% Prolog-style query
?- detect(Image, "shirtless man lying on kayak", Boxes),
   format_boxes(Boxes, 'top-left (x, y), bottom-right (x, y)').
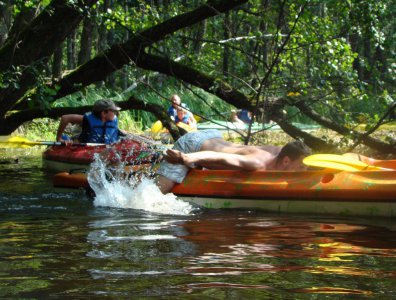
top-left (156, 129), bottom-right (311, 194)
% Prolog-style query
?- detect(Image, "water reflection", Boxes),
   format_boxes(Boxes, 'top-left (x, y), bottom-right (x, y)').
top-left (176, 212), bottom-right (396, 296)
top-left (78, 209), bottom-right (396, 298)
top-left (2, 206), bottom-right (396, 298)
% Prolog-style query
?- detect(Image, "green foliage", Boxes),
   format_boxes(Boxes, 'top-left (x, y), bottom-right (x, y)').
top-left (11, 0), bottom-right (51, 13)
top-left (19, 118), bottom-right (59, 141)
top-left (0, 65), bottom-right (24, 89)
top-left (64, 0), bottom-right (396, 130)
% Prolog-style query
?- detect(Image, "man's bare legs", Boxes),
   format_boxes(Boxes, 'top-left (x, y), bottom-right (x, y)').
top-left (163, 148), bottom-right (185, 164)
top-left (156, 174), bottom-right (177, 194)
top-left (163, 138), bottom-right (234, 165)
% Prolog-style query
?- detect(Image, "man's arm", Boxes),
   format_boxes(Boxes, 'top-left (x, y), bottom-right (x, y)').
top-left (56, 114), bottom-right (84, 142)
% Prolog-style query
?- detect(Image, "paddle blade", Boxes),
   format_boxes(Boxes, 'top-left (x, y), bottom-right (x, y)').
top-left (303, 159), bottom-right (366, 171)
top-left (151, 120), bottom-right (163, 135)
top-left (176, 122), bottom-right (196, 132)
top-left (194, 115), bottom-right (201, 122)
top-left (303, 154), bottom-right (383, 171)
top-left (0, 136), bottom-right (36, 148)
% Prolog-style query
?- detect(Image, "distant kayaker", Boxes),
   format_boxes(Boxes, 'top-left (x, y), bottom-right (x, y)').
top-left (156, 129), bottom-right (311, 194)
top-left (230, 109), bottom-right (252, 124)
top-left (175, 107), bottom-right (191, 126)
top-left (56, 99), bottom-right (126, 144)
top-left (167, 94), bottom-right (197, 128)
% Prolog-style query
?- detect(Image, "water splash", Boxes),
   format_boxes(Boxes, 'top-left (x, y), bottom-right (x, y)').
top-left (87, 153), bottom-right (194, 216)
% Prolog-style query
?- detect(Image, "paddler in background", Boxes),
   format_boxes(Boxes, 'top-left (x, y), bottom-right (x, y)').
top-left (175, 107), bottom-right (194, 128)
top-left (167, 94), bottom-right (197, 129)
top-left (56, 99), bottom-right (126, 144)
top-left (230, 109), bottom-right (252, 125)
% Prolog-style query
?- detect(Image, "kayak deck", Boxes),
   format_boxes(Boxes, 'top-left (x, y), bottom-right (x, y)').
top-left (172, 169), bottom-right (396, 200)
top-left (43, 139), bottom-right (161, 171)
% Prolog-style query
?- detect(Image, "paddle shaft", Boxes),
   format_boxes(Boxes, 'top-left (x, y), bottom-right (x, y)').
top-left (0, 140), bottom-right (104, 147)
top-left (33, 141), bottom-right (105, 147)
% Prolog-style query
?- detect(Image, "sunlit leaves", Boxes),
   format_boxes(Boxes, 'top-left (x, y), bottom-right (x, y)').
top-left (0, 66), bottom-right (22, 89)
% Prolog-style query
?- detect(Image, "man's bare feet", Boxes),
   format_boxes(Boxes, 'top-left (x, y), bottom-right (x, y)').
top-left (164, 149), bottom-right (186, 164)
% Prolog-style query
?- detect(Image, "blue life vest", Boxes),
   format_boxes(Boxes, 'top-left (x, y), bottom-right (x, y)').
top-left (167, 106), bottom-right (177, 119)
top-left (81, 112), bottom-right (119, 144)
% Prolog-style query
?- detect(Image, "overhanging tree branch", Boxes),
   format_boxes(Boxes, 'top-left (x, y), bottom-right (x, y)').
top-left (294, 98), bottom-right (396, 153)
top-left (0, 0), bottom-right (99, 116)
top-left (11, 0), bottom-right (248, 108)
top-left (0, 0), bottom-right (248, 135)
top-left (135, 52), bottom-right (253, 109)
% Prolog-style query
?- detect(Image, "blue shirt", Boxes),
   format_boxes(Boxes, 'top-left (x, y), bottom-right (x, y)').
top-left (238, 110), bottom-right (252, 123)
top-left (168, 103), bottom-right (190, 119)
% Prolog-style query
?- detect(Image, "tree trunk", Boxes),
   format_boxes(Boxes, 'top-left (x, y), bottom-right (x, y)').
top-left (0, 0), bottom-right (12, 47)
top-left (121, 25), bottom-right (130, 90)
top-left (5, 5), bottom-right (40, 44)
top-left (78, 17), bottom-right (94, 65)
top-left (106, 20), bottom-right (116, 88)
top-left (0, 0), bottom-right (249, 135)
top-left (67, 29), bottom-right (77, 70)
top-left (192, 20), bottom-right (206, 55)
top-left (222, 12), bottom-right (230, 77)
top-left (52, 42), bottom-right (63, 81)
top-left (0, 0), bottom-right (99, 118)
top-left (97, 0), bottom-right (111, 53)
top-left (362, 30), bottom-right (372, 83)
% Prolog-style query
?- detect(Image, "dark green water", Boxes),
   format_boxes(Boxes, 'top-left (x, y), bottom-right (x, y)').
top-left (1, 150), bottom-right (396, 299)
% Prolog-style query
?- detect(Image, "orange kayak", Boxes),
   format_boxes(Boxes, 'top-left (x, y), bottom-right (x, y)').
top-left (53, 168), bottom-right (396, 217)
top-left (172, 169), bottom-right (396, 200)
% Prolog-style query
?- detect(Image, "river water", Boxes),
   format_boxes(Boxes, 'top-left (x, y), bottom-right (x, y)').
top-left (1, 149), bottom-right (396, 299)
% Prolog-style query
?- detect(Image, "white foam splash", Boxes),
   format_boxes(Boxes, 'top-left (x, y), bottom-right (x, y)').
top-left (87, 154), bottom-right (194, 216)
top-left (93, 177), bottom-right (193, 215)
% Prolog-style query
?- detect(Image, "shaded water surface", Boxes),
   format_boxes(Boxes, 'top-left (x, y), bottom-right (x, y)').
top-left (1, 150), bottom-right (396, 299)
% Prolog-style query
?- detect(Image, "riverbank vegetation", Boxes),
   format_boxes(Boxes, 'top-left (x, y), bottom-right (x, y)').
top-left (0, 0), bottom-right (394, 154)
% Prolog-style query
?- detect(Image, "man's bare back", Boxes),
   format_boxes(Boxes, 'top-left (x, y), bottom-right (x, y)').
top-left (201, 138), bottom-right (281, 155)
